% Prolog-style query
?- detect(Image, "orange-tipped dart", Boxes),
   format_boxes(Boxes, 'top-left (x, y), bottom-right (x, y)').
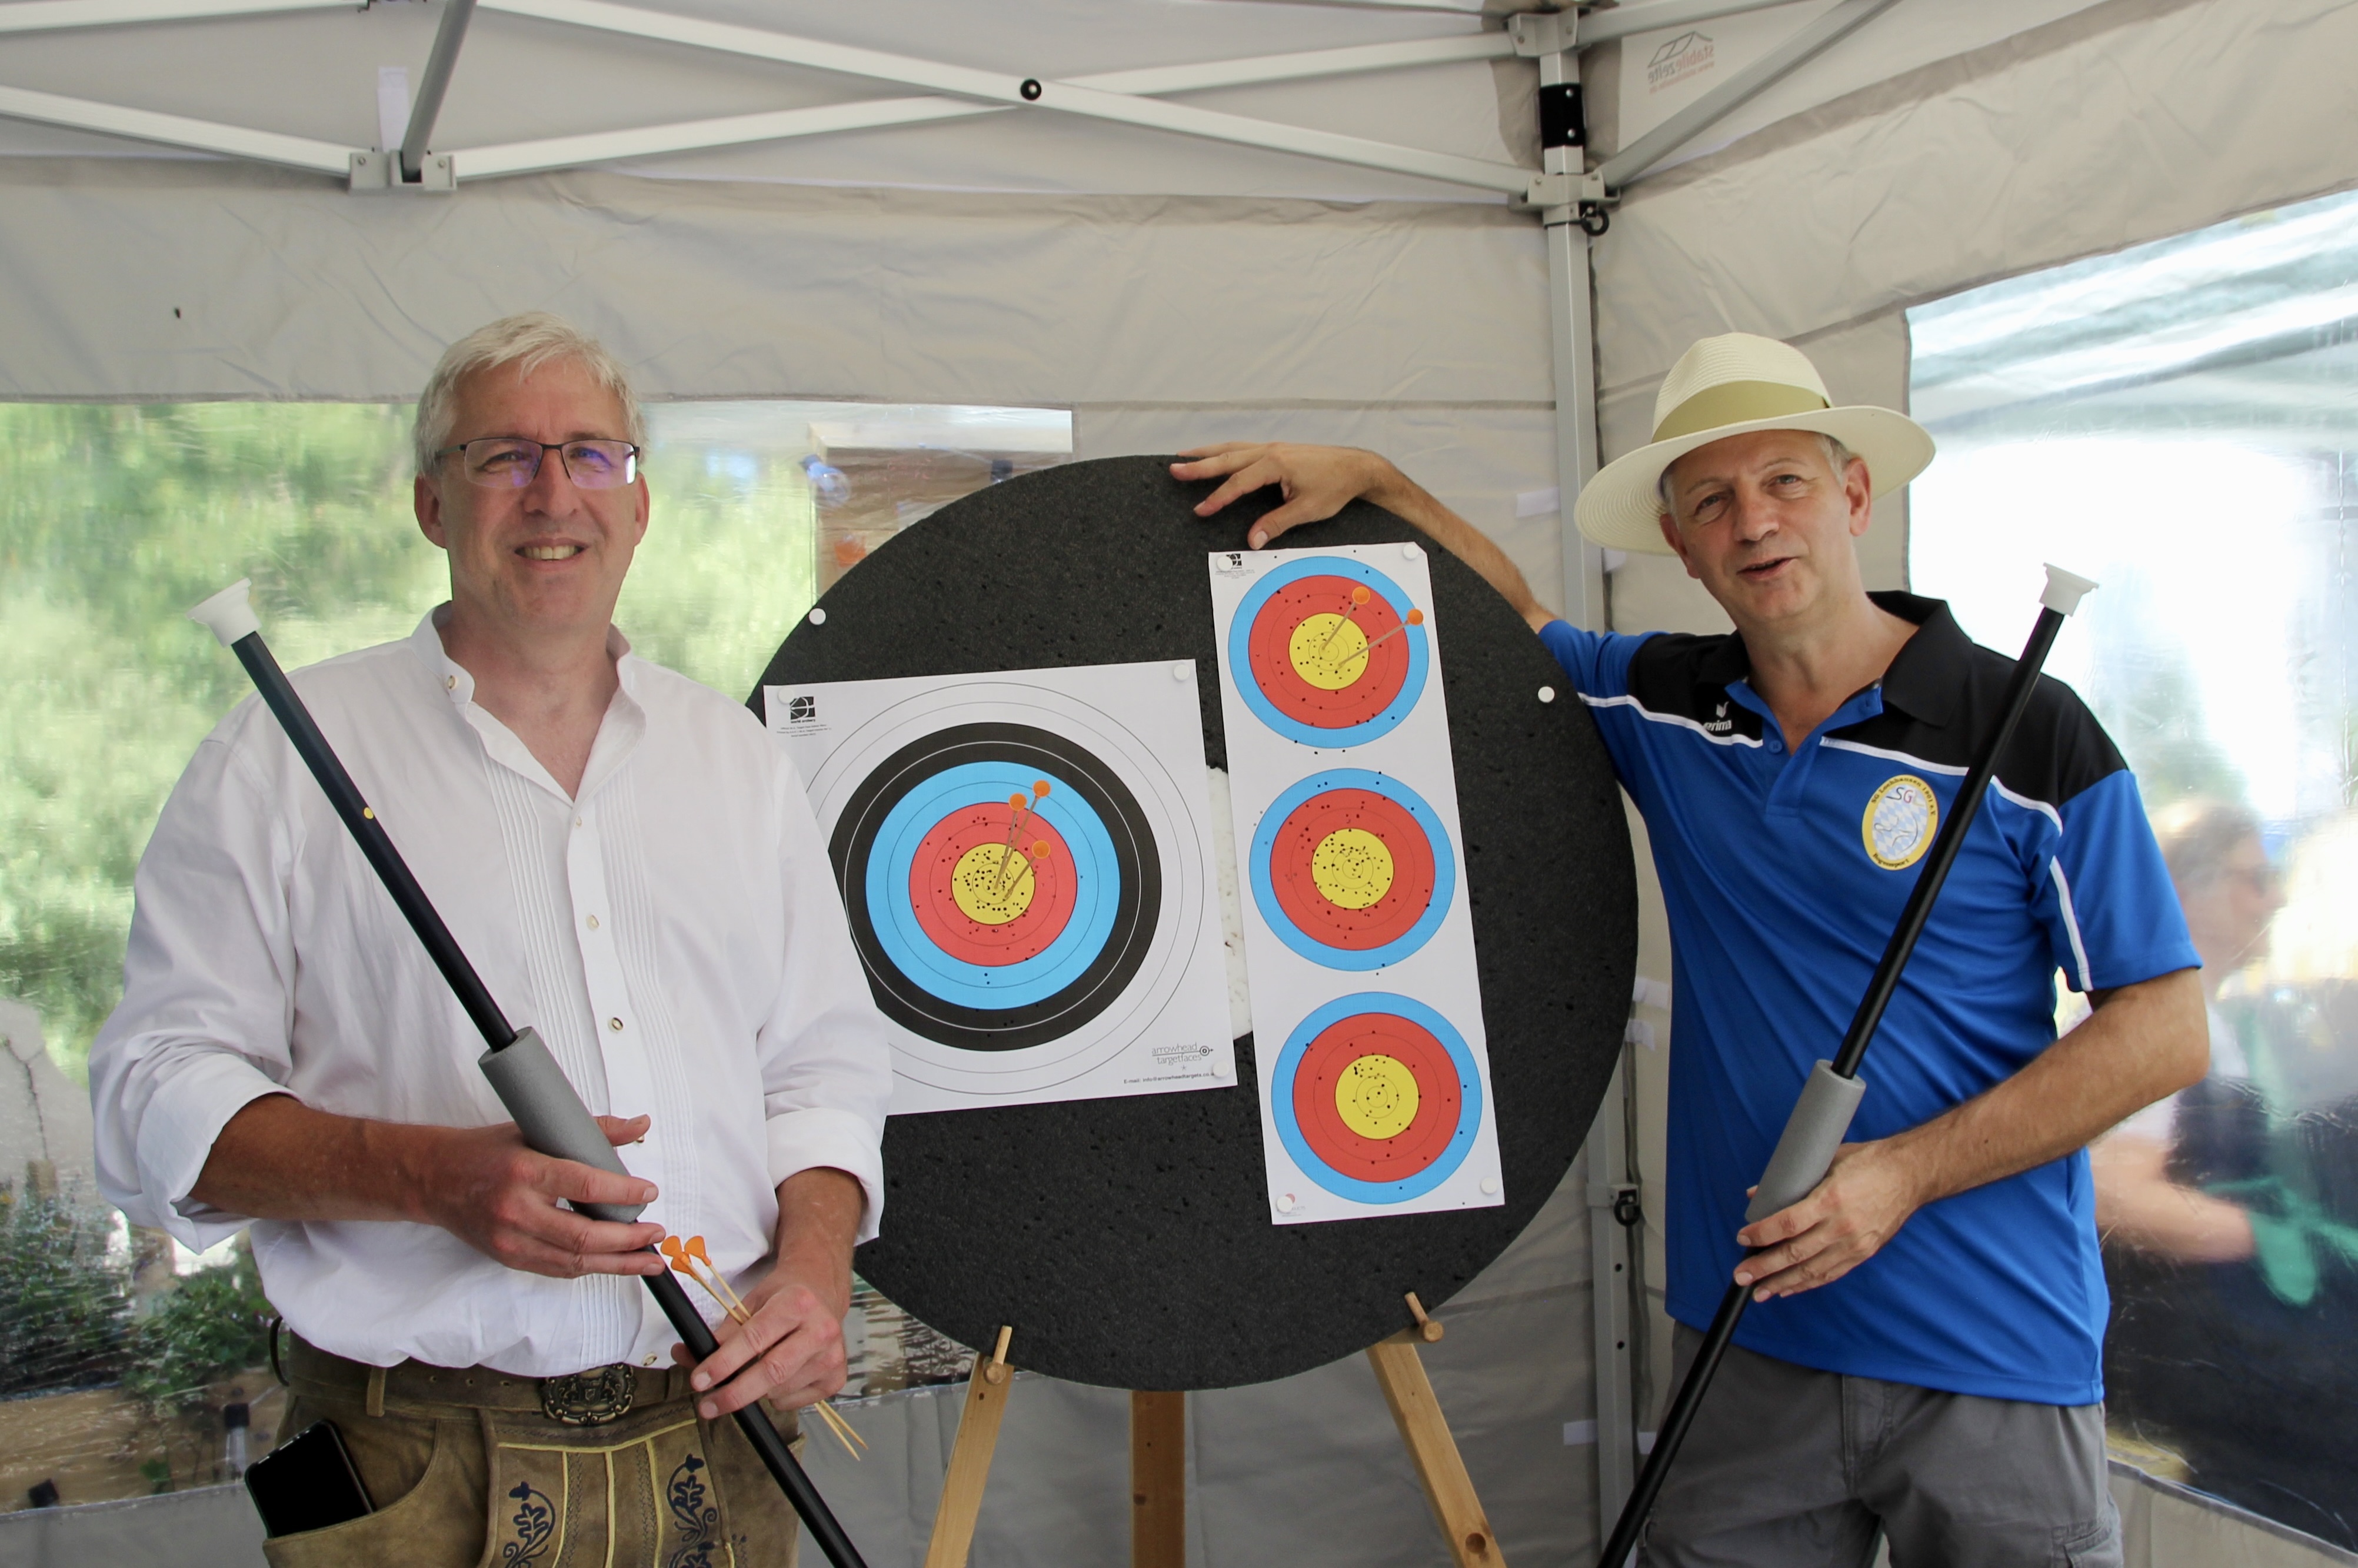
top-left (1320, 585), bottom-right (1377, 651)
top-left (686, 1236), bottom-right (712, 1264)
top-left (1337, 607), bottom-right (1425, 668)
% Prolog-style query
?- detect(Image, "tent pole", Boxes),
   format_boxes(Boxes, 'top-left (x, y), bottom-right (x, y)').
top-left (1597, 0), bottom-right (1901, 192)
top-left (401, 0), bottom-right (478, 182)
top-left (1534, 34), bottom-right (1629, 1550)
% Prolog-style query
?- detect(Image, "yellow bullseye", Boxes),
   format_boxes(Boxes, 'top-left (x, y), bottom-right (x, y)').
top-left (1310, 828), bottom-right (1394, 910)
top-left (951, 843), bottom-right (1036, 924)
top-left (1335, 1053), bottom-right (1420, 1140)
top-left (1289, 614), bottom-right (1370, 690)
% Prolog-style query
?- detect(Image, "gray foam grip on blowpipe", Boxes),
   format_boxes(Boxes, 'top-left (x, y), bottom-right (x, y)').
top-left (1743, 1062), bottom-right (1867, 1224)
top-left (478, 1028), bottom-right (647, 1226)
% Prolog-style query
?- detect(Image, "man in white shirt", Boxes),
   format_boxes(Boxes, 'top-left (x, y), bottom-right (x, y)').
top-left (90, 313), bottom-right (891, 1566)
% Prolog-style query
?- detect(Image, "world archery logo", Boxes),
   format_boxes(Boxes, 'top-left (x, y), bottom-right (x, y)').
top-left (787, 694), bottom-right (817, 723)
top-left (1863, 775), bottom-right (1937, 871)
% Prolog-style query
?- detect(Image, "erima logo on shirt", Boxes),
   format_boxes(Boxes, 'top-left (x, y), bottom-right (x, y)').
top-left (1704, 702), bottom-right (1733, 734)
top-left (1864, 775), bottom-right (1938, 870)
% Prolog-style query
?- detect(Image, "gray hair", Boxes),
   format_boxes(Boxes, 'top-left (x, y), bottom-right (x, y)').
top-left (2151, 797), bottom-right (2263, 892)
top-left (411, 312), bottom-right (646, 477)
top-left (1657, 431), bottom-right (1858, 515)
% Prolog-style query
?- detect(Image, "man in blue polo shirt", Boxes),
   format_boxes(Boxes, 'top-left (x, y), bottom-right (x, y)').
top-left (1176, 332), bottom-right (2207, 1566)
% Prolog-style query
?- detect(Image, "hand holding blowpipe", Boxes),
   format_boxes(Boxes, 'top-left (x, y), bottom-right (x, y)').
top-left (1594, 565), bottom-right (2099, 1568)
top-left (188, 580), bottom-right (872, 1568)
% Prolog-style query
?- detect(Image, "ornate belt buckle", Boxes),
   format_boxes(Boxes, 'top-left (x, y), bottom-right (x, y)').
top-left (539, 1364), bottom-right (635, 1426)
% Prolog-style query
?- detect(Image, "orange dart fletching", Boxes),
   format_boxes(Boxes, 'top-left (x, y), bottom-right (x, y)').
top-left (659, 1236), bottom-right (683, 1259)
top-left (686, 1236), bottom-right (711, 1263)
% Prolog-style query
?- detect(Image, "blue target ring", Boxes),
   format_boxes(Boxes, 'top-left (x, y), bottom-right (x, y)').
top-left (1272, 993), bottom-right (1482, 1204)
top-left (866, 761), bottom-right (1121, 1011)
top-left (1229, 555), bottom-right (1430, 747)
top-left (1250, 768), bottom-right (1455, 971)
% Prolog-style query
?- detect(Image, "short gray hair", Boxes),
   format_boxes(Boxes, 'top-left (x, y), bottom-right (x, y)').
top-left (1657, 431), bottom-right (1858, 515)
top-left (412, 312), bottom-right (646, 477)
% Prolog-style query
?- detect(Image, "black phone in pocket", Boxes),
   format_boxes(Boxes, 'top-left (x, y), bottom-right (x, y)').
top-left (244, 1419), bottom-right (374, 1537)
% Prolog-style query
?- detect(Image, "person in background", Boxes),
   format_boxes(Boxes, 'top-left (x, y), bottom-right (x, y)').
top-left (2091, 798), bottom-right (2279, 1260)
top-left (2097, 800), bottom-right (2358, 1547)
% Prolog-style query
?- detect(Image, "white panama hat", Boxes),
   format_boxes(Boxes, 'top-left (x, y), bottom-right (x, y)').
top-left (1573, 332), bottom-right (1936, 554)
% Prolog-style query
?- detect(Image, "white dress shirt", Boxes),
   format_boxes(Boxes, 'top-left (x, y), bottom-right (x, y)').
top-left (91, 609), bottom-right (892, 1376)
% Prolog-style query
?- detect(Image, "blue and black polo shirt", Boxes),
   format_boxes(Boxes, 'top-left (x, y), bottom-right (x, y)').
top-left (1541, 591), bottom-right (2197, 1404)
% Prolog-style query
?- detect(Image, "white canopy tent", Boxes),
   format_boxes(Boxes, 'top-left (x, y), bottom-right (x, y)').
top-left (3, 0), bottom-right (2355, 1562)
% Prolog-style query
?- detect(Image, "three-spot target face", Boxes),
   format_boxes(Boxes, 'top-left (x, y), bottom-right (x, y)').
top-left (832, 723), bottom-right (1160, 1053)
top-left (1272, 994), bottom-right (1482, 1203)
top-left (1231, 556), bottom-right (1428, 746)
top-left (1250, 768), bottom-right (1454, 971)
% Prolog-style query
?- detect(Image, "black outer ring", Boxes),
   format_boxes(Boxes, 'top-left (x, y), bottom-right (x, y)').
top-left (830, 723), bottom-right (1161, 1053)
top-left (751, 455), bottom-right (1636, 1391)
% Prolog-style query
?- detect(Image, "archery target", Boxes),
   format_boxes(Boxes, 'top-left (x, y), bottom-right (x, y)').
top-left (1271, 994), bottom-right (1481, 1204)
top-left (778, 668), bottom-right (1231, 1110)
top-left (1230, 555), bottom-right (1429, 746)
top-left (849, 731), bottom-right (1147, 1043)
top-left (1250, 768), bottom-right (1454, 971)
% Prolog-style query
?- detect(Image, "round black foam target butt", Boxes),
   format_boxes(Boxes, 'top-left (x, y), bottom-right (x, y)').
top-left (751, 455), bottom-right (1634, 1390)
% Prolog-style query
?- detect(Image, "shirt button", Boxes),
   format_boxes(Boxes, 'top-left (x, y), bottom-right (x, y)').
top-left (587, 915), bottom-right (600, 930)
top-left (575, 816), bottom-right (585, 829)
top-left (608, 1017), bottom-right (624, 1031)
top-left (444, 675), bottom-right (456, 691)
top-left (1767, 738), bottom-right (1783, 753)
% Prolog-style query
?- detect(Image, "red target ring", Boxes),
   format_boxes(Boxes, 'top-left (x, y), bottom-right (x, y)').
top-left (1291, 1012), bottom-right (1463, 1183)
top-left (908, 803), bottom-right (1076, 966)
top-left (1245, 574), bottom-right (1411, 731)
top-left (1267, 788), bottom-right (1436, 952)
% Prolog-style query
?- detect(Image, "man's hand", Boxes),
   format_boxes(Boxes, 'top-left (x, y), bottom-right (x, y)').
top-left (410, 1114), bottom-right (665, 1280)
top-left (1722, 968), bottom-right (2206, 1303)
top-left (191, 1094), bottom-right (665, 1280)
top-left (1172, 443), bottom-right (1392, 548)
top-left (1732, 1140), bottom-right (1923, 1301)
top-left (677, 1168), bottom-right (864, 1422)
top-left (1171, 442), bottom-right (1558, 630)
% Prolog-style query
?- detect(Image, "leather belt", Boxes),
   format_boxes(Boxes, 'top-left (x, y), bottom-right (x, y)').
top-left (284, 1334), bottom-right (692, 1426)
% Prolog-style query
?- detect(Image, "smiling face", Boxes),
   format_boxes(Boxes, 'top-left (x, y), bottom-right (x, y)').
top-left (1655, 428), bottom-right (1874, 637)
top-left (414, 355), bottom-right (650, 651)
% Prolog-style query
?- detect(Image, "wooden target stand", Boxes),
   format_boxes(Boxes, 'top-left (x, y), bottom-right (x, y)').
top-left (920, 1294), bottom-right (1504, 1568)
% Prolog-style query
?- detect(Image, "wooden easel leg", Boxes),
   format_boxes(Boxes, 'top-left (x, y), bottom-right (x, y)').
top-left (1367, 1331), bottom-right (1507, 1568)
top-left (923, 1327), bottom-right (1016, 1568)
top-left (1130, 1390), bottom-right (1187, 1568)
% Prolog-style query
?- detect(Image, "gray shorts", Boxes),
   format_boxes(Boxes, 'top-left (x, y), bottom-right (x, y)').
top-left (1640, 1324), bottom-right (2120, 1568)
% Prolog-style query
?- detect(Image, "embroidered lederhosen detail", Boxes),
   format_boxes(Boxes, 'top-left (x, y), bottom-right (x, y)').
top-left (478, 1410), bottom-right (736, 1568)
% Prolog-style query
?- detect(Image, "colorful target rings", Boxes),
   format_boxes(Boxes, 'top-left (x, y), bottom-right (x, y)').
top-left (1250, 768), bottom-right (1454, 971)
top-left (1230, 555), bottom-right (1429, 746)
top-left (1271, 994), bottom-right (1481, 1203)
top-left (831, 723), bottom-right (1161, 1051)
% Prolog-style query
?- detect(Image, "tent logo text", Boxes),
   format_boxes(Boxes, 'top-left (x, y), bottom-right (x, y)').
top-left (1647, 31), bottom-right (1716, 93)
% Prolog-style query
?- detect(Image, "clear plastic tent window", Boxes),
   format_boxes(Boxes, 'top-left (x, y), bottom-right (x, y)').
top-left (0, 395), bottom-right (1065, 1513)
top-left (1909, 186), bottom-right (2358, 1553)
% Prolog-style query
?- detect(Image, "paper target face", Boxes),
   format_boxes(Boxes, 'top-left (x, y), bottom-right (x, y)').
top-left (1271, 994), bottom-right (1482, 1204)
top-left (777, 668), bottom-right (1233, 1111)
top-left (1250, 768), bottom-right (1454, 971)
top-left (841, 725), bottom-right (1155, 1049)
top-left (1230, 555), bottom-right (1429, 746)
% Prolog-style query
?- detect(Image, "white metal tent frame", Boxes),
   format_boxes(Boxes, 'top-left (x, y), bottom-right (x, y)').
top-left (0, 0), bottom-right (1904, 1540)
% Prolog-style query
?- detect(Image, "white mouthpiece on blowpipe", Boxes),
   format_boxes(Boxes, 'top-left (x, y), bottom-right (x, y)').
top-left (2040, 565), bottom-right (2099, 617)
top-left (188, 578), bottom-right (261, 646)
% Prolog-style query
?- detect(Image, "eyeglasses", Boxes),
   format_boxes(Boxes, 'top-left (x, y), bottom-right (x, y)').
top-left (434, 438), bottom-right (640, 490)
